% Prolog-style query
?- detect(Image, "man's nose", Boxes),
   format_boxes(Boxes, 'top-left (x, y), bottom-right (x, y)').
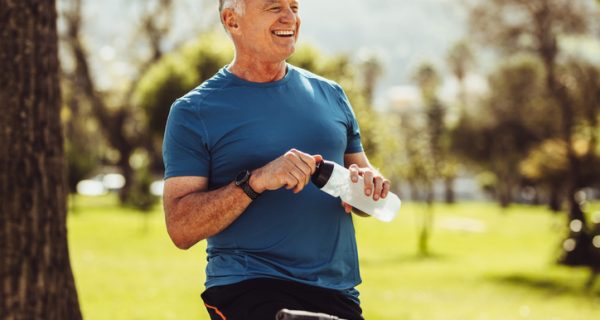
top-left (278, 6), bottom-right (297, 24)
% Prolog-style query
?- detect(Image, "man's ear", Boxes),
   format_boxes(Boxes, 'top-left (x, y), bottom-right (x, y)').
top-left (221, 9), bottom-right (240, 34)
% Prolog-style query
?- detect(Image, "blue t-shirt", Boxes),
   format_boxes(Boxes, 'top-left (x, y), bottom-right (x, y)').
top-left (162, 64), bottom-right (364, 303)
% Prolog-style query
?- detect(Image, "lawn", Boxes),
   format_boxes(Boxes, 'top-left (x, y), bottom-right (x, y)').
top-left (68, 195), bottom-right (600, 319)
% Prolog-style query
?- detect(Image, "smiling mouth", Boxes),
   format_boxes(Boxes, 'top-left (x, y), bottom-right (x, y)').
top-left (272, 30), bottom-right (295, 37)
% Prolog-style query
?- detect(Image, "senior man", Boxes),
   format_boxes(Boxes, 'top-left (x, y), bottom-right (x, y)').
top-left (162, 0), bottom-right (392, 319)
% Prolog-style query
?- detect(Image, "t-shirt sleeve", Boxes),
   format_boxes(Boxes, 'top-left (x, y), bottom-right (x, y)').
top-left (333, 84), bottom-right (364, 154)
top-left (162, 99), bottom-right (211, 179)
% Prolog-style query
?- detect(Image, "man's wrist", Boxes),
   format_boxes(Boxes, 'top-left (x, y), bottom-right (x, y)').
top-left (248, 170), bottom-right (265, 194)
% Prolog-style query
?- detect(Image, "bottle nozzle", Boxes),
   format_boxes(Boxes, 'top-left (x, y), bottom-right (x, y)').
top-left (311, 160), bottom-right (335, 189)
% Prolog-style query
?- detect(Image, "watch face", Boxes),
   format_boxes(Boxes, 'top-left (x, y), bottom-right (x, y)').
top-left (235, 170), bottom-right (249, 186)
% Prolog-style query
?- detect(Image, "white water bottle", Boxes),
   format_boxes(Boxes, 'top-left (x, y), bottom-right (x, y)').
top-left (311, 160), bottom-right (401, 222)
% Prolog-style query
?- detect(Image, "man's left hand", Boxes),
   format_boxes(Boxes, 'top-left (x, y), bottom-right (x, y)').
top-left (341, 164), bottom-right (391, 214)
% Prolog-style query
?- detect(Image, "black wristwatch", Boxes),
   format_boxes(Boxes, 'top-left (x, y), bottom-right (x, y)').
top-left (235, 170), bottom-right (261, 200)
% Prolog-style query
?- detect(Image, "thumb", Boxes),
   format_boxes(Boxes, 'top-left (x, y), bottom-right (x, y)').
top-left (313, 154), bottom-right (323, 163)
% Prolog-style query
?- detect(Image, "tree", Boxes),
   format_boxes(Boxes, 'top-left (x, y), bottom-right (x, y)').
top-left (61, 0), bottom-right (175, 204)
top-left (454, 56), bottom-right (553, 207)
top-left (400, 62), bottom-right (449, 255)
top-left (520, 60), bottom-right (600, 211)
top-left (62, 84), bottom-right (103, 194)
top-left (468, 0), bottom-right (600, 279)
top-left (413, 63), bottom-right (445, 203)
top-left (469, 0), bottom-right (593, 221)
top-left (134, 32), bottom-right (233, 172)
top-left (398, 110), bottom-right (437, 255)
top-left (443, 40), bottom-right (477, 204)
top-left (358, 51), bottom-right (383, 105)
top-left (446, 40), bottom-right (474, 116)
top-left (0, 1), bottom-right (82, 318)
top-left (135, 38), bottom-right (391, 172)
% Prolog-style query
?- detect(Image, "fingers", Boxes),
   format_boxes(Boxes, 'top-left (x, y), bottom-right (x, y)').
top-left (341, 200), bottom-right (352, 214)
top-left (381, 180), bottom-right (390, 198)
top-left (347, 164), bottom-right (392, 201)
top-left (291, 149), bottom-right (318, 175)
top-left (287, 167), bottom-right (301, 185)
top-left (348, 164), bottom-right (360, 183)
top-left (262, 149), bottom-right (396, 197)
top-left (313, 154), bottom-right (323, 164)
top-left (373, 176), bottom-right (383, 201)
top-left (287, 150), bottom-right (314, 192)
top-left (282, 149), bottom-right (325, 193)
top-left (362, 170), bottom-right (374, 197)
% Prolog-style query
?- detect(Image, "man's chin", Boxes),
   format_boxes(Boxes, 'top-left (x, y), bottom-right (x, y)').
top-left (281, 45), bottom-right (296, 58)
top-left (266, 48), bottom-right (295, 63)
top-left (284, 47), bottom-right (296, 60)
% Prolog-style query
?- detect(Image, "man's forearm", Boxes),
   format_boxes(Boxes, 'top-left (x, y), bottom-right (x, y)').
top-left (166, 182), bottom-right (252, 249)
top-left (164, 149), bottom-right (320, 249)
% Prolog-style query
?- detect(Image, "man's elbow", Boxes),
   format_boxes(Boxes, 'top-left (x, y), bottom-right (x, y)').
top-left (165, 214), bottom-right (195, 249)
top-left (166, 219), bottom-right (208, 250)
top-left (165, 204), bottom-right (194, 249)
top-left (175, 241), bottom-right (193, 250)
top-left (168, 229), bottom-right (195, 250)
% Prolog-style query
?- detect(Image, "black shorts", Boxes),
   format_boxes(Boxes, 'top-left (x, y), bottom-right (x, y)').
top-left (201, 278), bottom-right (364, 320)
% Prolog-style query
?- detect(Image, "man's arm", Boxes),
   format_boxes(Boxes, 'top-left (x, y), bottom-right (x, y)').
top-left (342, 152), bottom-right (391, 217)
top-left (163, 149), bottom-right (321, 249)
top-left (163, 177), bottom-right (251, 249)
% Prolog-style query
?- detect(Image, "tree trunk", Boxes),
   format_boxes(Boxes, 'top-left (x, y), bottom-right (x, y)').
top-left (444, 176), bottom-right (455, 204)
top-left (497, 180), bottom-right (512, 209)
top-left (0, 1), bottom-right (83, 319)
top-left (418, 186), bottom-right (435, 256)
top-left (548, 183), bottom-right (562, 212)
top-left (540, 47), bottom-right (586, 222)
top-left (118, 146), bottom-right (133, 203)
top-left (585, 270), bottom-right (598, 291)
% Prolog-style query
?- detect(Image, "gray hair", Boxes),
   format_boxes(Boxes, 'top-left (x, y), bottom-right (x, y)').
top-left (219, 0), bottom-right (245, 15)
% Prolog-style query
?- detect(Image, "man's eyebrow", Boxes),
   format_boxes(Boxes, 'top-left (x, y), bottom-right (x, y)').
top-left (262, 0), bottom-right (299, 9)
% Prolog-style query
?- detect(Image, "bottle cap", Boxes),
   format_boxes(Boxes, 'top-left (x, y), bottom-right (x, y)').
top-left (311, 160), bottom-right (335, 189)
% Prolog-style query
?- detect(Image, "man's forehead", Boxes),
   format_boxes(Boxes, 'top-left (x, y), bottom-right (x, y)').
top-left (250, 0), bottom-right (299, 5)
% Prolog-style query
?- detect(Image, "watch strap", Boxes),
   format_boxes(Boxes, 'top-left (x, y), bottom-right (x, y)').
top-left (240, 181), bottom-right (260, 200)
top-left (236, 170), bottom-right (260, 200)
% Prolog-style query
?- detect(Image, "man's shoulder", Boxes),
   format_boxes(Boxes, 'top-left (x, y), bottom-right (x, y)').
top-left (173, 69), bottom-right (234, 110)
top-left (289, 64), bottom-right (343, 92)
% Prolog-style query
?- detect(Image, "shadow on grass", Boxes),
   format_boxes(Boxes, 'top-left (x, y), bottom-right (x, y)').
top-left (360, 252), bottom-right (450, 267)
top-left (488, 273), bottom-right (600, 298)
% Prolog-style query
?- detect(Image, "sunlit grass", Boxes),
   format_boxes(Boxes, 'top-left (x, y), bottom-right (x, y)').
top-left (68, 196), bottom-right (600, 320)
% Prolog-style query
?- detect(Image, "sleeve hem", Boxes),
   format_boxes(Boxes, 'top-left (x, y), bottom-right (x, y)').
top-left (164, 170), bottom-right (209, 180)
top-left (345, 144), bottom-right (364, 154)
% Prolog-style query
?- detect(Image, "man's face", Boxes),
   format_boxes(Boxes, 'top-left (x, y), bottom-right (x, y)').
top-left (233, 0), bottom-right (301, 63)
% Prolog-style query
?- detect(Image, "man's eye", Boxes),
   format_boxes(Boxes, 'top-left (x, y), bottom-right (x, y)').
top-left (269, 6), bottom-right (281, 12)
top-left (291, 6), bottom-right (299, 12)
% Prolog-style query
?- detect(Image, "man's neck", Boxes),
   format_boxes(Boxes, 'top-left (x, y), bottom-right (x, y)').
top-left (228, 57), bottom-right (287, 83)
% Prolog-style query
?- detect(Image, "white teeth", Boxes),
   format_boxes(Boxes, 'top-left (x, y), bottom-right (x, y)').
top-left (273, 30), bottom-right (294, 36)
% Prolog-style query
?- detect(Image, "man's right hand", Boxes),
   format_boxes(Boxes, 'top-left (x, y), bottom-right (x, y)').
top-left (250, 149), bottom-right (322, 194)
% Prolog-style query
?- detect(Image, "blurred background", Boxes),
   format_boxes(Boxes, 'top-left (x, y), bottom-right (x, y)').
top-left (55, 0), bottom-right (600, 319)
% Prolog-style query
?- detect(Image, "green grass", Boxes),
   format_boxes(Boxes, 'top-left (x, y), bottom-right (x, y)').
top-left (68, 196), bottom-right (600, 319)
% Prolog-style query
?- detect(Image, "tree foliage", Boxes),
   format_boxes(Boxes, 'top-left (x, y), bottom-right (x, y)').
top-left (467, 0), bottom-right (600, 275)
top-left (134, 32), bottom-right (233, 170)
top-left (454, 56), bottom-right (553, 206)
top-left (61, 0), bottom-right (176, 206)
top-left (134, 35), bottom-right (389, 176)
